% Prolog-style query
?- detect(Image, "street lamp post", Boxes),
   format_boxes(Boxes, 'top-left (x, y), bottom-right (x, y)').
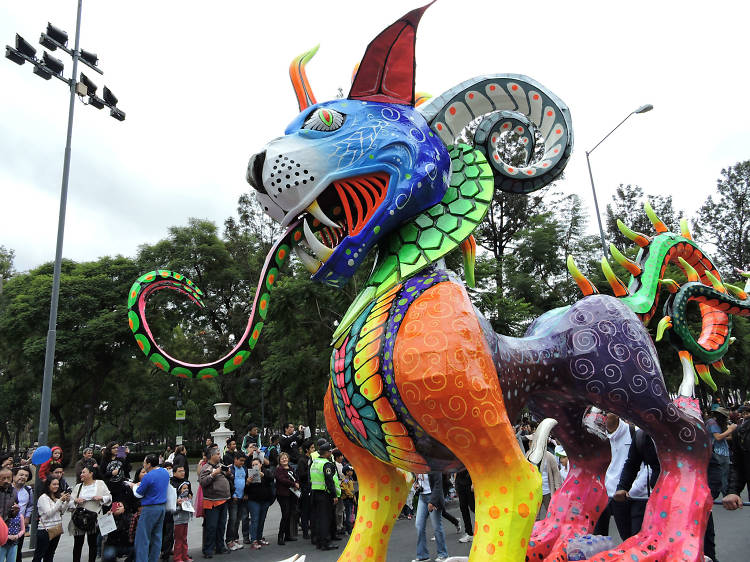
top-left (585, 104), bottom-right (653, 258)
top-left (4, 0), bottom-right (125, 548)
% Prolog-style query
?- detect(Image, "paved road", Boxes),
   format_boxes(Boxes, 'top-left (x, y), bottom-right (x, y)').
top-left (33, 473), bottom-right (749, 561)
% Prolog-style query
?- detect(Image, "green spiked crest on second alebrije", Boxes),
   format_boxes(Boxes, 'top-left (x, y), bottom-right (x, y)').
top-left (566, 200), bottom-right (750, 394)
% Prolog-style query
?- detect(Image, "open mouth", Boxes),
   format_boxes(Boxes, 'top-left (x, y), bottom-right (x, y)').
top-left (294, 172), bottom-right (390, 274)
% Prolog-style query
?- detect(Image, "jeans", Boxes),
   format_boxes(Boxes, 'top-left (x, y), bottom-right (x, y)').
top-left (203, 502), bottom-right (229, 555)
top-left (343, 498), bottom-right (355, 532)
top-left (0, 544), bottom-right (18, 562)
top-left (135, 503), bottom-right (165, 562)
top-left (248, 500), bottom-right (272, 542)
top-left (225, 498), bottom-right (249, 543)
top-left (73, 532), bottom-right (98, 562)
top-left (31, 530), bottom-right (61, 562)
top-left (714, 453), bottom-right (730, 496)
top-left (14, 534), bottom-right (24, 562)
top-left (415, 494), bottom-right (448, 560)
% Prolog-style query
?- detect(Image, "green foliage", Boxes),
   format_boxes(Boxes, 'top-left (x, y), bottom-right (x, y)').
top-left (5, 160), bottom-right (750, 452)
top-left (694, 160), bottom-right (750, 272)
top-left (605, 184), bottom-right (682, 247)
top-left (0, 246), bottom-right (14, 283)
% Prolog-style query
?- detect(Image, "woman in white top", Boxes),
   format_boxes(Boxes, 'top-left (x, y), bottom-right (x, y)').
top-left (68, 466), bottom-right (112, 562)
top-left (32, 477), bottom-right (71, 562)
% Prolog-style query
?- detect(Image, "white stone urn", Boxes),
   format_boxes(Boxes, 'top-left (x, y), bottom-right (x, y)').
top-left (211, 402), bottom-right (234, 448)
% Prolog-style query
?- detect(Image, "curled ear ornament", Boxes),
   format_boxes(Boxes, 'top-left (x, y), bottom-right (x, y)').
top-left (289, 44), bottom-right (319, 112)
top-left (420, 73), bottom-right (574, 194)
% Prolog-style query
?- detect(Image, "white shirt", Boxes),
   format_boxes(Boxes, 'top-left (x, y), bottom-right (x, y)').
top-left (605, 420), bottom-right (650, 499)
top-left (559, 463), bottom-right (569, 481)
top-left (416, 473), bottom-right (431, 495)
top-left (541, 457), bottom-right (550, 495)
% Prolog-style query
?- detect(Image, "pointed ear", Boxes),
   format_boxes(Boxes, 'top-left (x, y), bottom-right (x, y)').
top-left (348, 1), bottom-right (435, 106)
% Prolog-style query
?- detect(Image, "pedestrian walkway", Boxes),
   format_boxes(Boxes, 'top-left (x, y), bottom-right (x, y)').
top-left (23, 469), bottom-right (750, 561)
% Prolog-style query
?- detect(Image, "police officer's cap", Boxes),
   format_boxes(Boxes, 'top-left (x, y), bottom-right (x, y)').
top-left (318, 441), bottom-right (332, 453)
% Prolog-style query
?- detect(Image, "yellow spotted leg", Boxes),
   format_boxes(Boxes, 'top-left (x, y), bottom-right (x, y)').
top-left (324, 385), bottom-right (411, 562)
top-left (394, 282), bottom-right (541, 560)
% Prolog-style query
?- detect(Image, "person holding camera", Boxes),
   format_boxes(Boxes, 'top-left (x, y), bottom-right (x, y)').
top-left (279, 424), bottom-right (305, 466)
top-left (199, 447), bottom-right (231, 558)
top-left (32, 477), bottom-right (71, 562)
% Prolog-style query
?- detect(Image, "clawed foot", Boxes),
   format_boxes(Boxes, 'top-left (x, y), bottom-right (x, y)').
top-left (526, 470), bottom-right (607, 560)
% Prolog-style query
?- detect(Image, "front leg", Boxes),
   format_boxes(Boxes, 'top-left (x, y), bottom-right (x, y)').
top-left (395, 281), bottom-right (540, 561)
top-left (324, 386), bottom-right (410, 562)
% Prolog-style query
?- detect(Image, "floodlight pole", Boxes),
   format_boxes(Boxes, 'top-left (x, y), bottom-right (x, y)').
top-left (31, 0), bottom-right (83, 548)
top-left (585, 104), bottom-right (654, 259)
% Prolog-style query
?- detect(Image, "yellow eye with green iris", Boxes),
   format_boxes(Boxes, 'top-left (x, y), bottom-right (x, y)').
top-left (303, 107), bottom-right (345, 132)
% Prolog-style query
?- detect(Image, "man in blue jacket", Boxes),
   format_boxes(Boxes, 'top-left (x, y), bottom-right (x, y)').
top-left (132, 454), bottom-right (170, 562)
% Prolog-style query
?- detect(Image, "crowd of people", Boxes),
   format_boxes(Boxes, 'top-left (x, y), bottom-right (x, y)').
top-left (0, 424), bottom-right (364, 562)
top-left (0, 400), bottom-right (748, 562)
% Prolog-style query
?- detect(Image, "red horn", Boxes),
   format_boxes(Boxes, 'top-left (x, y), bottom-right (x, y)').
top-left (348, 1), bottom-right (435, 106)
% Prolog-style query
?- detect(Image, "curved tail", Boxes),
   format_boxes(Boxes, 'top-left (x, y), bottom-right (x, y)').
top-left (568, 202), bottom-right (750, 391)
top-left (127, 220), bottom-right (303, 378)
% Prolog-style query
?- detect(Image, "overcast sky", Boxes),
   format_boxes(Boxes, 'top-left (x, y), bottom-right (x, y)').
top-left (2, 1), bottom-right (749, 273)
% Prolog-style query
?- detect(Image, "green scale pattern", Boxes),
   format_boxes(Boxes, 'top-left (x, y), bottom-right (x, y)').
top-left (332, 143), bottom-right (494, 343)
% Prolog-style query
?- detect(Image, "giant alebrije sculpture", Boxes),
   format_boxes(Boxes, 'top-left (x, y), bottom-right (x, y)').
top-left (127, 3), bottom-right (750, 561)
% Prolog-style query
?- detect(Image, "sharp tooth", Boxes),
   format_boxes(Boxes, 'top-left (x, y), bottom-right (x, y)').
top-left (306, 200), bottom-right (339, 228)
top-left (294, 247), bottom-right (321, 274)
top-left (304, 219), bottom-right (334, 262)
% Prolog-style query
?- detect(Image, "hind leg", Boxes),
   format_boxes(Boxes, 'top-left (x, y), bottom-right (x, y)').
top-left (324, 385), bottom-right (410, 562)
top-left (395, 282), bottom-right (540, 561)
top-left (524, 398), bottom-right (610, 560)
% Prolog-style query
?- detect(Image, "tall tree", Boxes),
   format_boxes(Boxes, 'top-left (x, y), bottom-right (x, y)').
top-left (0, 246), bottom-right (14, 294)
top-left (605, 184), bottom-right (682, 248)
top-left (693, 161), bottom-right (750, 272)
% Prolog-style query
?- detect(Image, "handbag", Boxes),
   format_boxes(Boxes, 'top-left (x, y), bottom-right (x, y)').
top-left (166, 483), bottom-right (177, 513)
top-left (46, 524), bottom-right (63, 540)
top-left (71, 483), bottom-right (99, 533)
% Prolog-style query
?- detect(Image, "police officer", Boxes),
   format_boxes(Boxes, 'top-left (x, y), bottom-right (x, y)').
top-left (310, 441), bottom-right (340, 550)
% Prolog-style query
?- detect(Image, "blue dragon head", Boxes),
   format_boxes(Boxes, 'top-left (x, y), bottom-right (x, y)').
top-left (246, 3), bottom-right (573, 289)
top-left (247, 5), bottom-right (450, 288)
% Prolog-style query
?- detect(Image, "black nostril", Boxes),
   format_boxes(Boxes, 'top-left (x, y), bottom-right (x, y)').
top-left (246, 150), bottom-right (266, 193)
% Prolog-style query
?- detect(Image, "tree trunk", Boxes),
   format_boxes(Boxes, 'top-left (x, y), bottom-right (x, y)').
top-left (278, 385), bottom-right (287, 429)
top-left (306, 390), bottom-right (316, 435)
